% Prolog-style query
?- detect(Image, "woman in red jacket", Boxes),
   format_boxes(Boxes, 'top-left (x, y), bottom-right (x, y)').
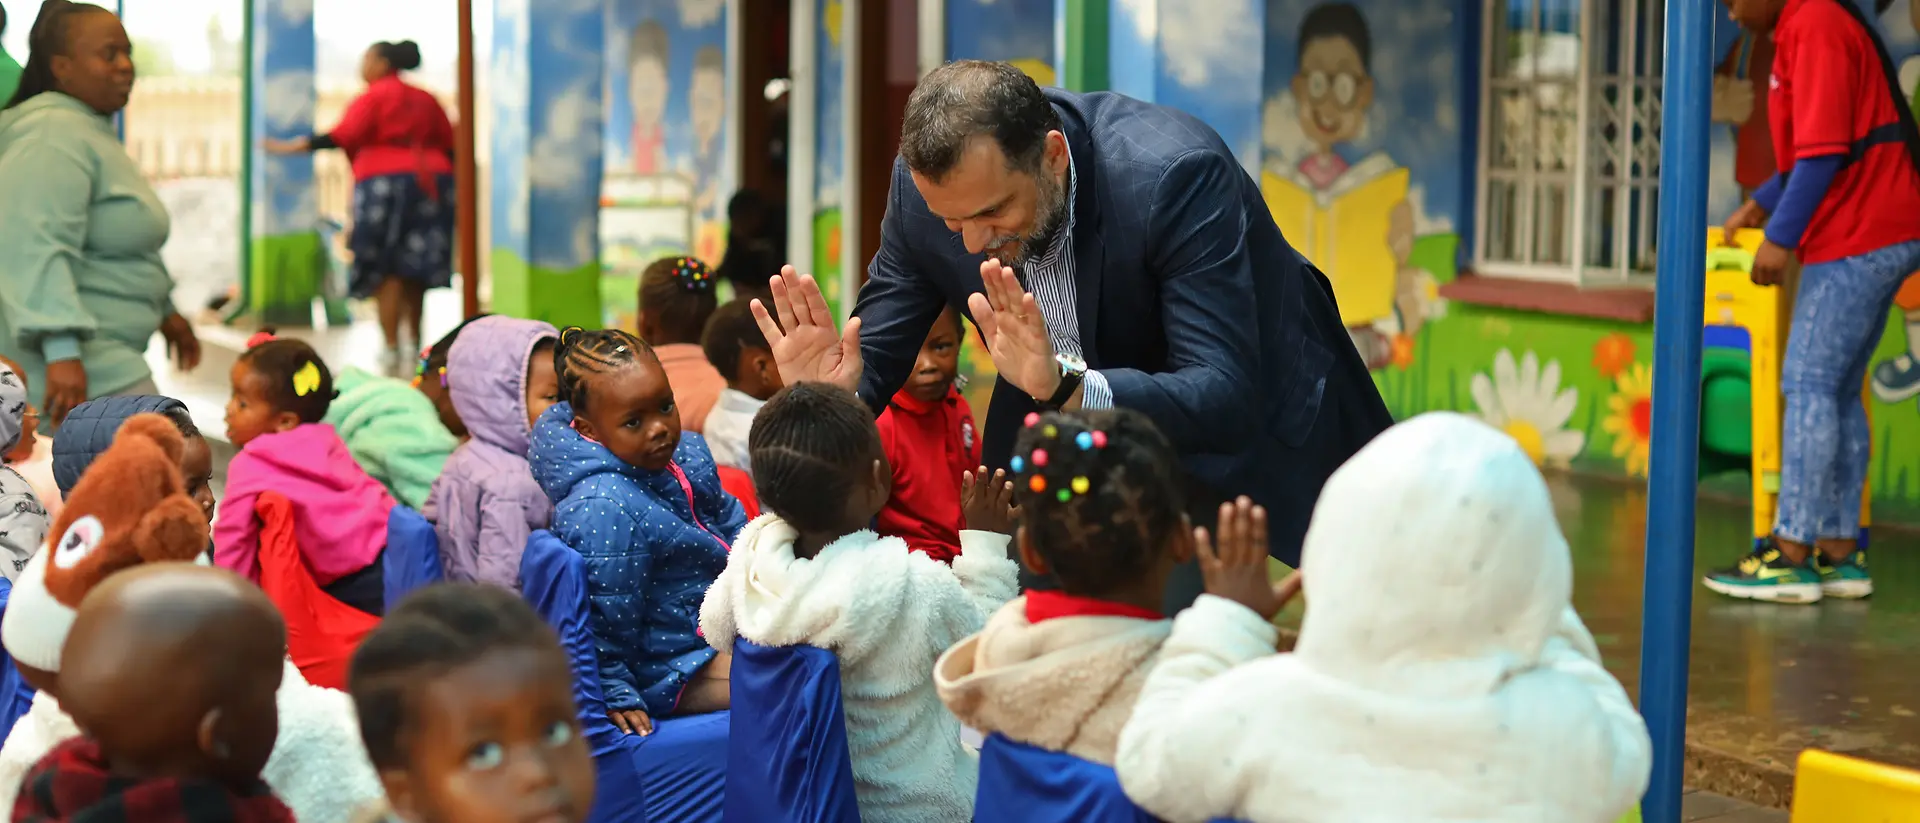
top-left (266, 40), bottom-right (455, 375)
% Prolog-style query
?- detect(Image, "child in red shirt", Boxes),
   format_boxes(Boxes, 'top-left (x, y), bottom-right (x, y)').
top-left (876, 307), bottom-right (981, 563)
top-left (1709, 0), bottom-right (1920, 604)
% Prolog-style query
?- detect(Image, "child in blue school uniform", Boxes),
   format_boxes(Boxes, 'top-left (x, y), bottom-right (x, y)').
top-left (528, 327), bottom-right (747, 736)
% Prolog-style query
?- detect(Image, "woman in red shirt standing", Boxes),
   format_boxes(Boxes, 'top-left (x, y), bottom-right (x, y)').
top-left (1706, 0), bottom-right (1920, 604)
top-left (266, 40), bottom-right (455, 375)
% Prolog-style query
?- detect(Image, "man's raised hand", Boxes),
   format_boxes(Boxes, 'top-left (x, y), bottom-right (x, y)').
top-left (751, 267), bottom-right (864, 392)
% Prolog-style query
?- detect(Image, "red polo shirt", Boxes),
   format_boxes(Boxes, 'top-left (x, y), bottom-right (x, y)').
top-left (1769, 0), bottom-right (1920, 264)
top-left (328, 75), bottom-right (456, 183)
top-left (875, 386), bottom-right (980, 564)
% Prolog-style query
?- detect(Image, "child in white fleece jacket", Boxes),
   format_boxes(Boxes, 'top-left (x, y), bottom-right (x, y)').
top-left (1115, 412), bottom-right (1653, 823)
top-left (700, 383), bottom-right (1020, 823)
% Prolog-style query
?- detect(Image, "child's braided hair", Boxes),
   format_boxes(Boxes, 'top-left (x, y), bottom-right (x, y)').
top-left (238, 334), bottom-right (335, 423)
top-left (639, 256), bottom-right (719, 345)
top-left (348, 583), bottom-right (570, 770)
top-left (748, 382), bottom-right (883, 535)
top-left (553, 326), bottom-right (654, 414)
top-left (1011, 408), bottom-right (1185, 597)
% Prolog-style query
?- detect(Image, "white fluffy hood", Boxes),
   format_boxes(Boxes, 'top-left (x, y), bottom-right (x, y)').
top-left (1118, 413), bottom-right (1651, 823)
top-left (1271, 412), bottom-right (1648, 820)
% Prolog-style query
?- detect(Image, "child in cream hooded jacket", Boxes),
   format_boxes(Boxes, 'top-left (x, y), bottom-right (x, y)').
top-left (698, 383), bottom-right (1020, 823)
top-left (1115, 412), bottom-right (1653, 823)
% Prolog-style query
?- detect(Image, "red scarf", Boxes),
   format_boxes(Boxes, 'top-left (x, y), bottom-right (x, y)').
top-left (1025, 589), bottom-right (1163, 623)
top-left (14, 738), bottom-right (295, 823)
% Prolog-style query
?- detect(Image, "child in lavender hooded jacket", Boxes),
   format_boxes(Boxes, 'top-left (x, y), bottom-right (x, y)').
top-left (425, 316), bottom-right (561, 588)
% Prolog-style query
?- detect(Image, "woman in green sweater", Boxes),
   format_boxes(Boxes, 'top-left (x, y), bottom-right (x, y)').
top-left (0, 1), bottom-right (199, 427)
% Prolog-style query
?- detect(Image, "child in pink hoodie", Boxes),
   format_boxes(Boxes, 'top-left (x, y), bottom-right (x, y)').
top-left (214, 335), bottom-right (396, 616)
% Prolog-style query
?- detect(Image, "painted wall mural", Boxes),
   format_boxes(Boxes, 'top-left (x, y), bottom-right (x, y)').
top-left (601, 0), bottom-right (730, 330)
top-left (947, 0), bottom-right (1056, 85)
top-left (1260, 0), bottom-right (1462, 372)
top-left (488, 0), bottom-right (605, 329)
top-left (249, 0), bottom-right (325, 326)
top-left (813, 0), bottom-right (848, 320)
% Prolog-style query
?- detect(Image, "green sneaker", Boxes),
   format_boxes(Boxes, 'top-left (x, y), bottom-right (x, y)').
top-left (1703, 543), bottom-right (1824, 603)
top-left (1811, 550), bottom-right (1874, 599)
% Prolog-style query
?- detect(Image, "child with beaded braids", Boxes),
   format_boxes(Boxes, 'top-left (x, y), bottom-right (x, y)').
top-left (700, 382), bottom-right (1020, 823)
top-left (214, 335), bottom-right (397, 616)
top-left (528, 326), bottom-right (747, 731)
top-left (638, 256), bottom-right (727, 433)
top-left (935, 408), bottom-right (1191, 768)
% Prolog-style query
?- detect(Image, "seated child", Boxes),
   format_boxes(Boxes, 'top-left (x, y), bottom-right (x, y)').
top-left (0, 355), bottom-right (49, 580)
top-left (49, 396), bottom-right (216, 530)
top-left (326, 332), bottom-right (466, 509)
top-left (699, 299), bottom-right (784, 473)
top-left (413, 315), bottom-right (489, 442)
top-left (19, 564), bottom-right (294, 822)
top-left (936, 409), bottom-right (1185, 766)
top-left (638, 256), bottom-right (726, 433)
top-left (427, 316), bottom-right (560, 588)
top-left (1113, 413), bottom-right (1653, 823)
top-left (214, 336), bottom-right (396, 616)
top-left (876, 307), bottom-right (978, 563)
top-left (528, 327), bottom-right (747, 729)
top-left (347, 583), bottom-right (597, 823)
top-left (700, 382), bottom-right (1020, 823)
top-left (0, 413), bottom-right (385, 821)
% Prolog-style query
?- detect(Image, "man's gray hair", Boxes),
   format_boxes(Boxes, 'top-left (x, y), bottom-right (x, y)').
top-left (900, 60), bottom-right (1061, 182)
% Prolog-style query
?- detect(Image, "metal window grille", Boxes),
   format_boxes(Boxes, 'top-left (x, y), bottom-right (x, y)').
top-left (1476, 0), bottom-right (1665, 284)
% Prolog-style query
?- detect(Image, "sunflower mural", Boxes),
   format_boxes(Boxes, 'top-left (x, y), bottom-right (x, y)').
top-left (1469, 349), bottom-right (1586, 468)
top-left (1603, 361), bottom-right (1655, 477)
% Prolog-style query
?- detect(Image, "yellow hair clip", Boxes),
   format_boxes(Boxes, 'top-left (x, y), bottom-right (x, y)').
top-left (293, 361), bottom-right (322, 397)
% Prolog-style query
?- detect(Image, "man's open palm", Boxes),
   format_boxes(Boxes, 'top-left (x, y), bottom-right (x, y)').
top-left (752, 267), bottom-right (864, 392)
top-left (967, 258), bottom-right (1060, 400)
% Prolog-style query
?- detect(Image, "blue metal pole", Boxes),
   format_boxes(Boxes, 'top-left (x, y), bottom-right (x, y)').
top-left (1639, 0), bottom-right (1714, 820)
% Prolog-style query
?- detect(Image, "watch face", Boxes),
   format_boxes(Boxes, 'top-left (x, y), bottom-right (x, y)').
top-left (1058, 353), bottom-right (1088, 374)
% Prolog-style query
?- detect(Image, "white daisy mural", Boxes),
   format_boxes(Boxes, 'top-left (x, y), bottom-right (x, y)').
top-left (1469, 348), bottom-right (1586, 468)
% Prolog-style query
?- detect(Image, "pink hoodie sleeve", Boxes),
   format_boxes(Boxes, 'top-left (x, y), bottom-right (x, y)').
top-left (213, 452), bottom-right (265, 582)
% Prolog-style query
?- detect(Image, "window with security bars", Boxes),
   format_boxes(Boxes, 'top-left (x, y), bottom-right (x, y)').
top-left (1476, 0), bottom-right (1665, 285)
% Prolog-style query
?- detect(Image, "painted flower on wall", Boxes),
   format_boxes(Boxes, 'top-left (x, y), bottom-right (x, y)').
top-left (1603, 361), bottom-right (1655, 477)
top-left (1469, 349), bottom-right (1586, 467)
top-left (1592, 332), bottom-right (1637, 380)
top-left (1389, 333), bottom-right (1416, 370)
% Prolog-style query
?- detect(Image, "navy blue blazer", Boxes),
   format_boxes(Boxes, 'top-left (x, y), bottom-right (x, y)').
top-left (852, 89), bottom-right (1392, 566)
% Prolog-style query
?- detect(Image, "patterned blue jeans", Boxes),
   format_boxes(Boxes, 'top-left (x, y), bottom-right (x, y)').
top-left (1777, 239), bottom-right (1920, 543)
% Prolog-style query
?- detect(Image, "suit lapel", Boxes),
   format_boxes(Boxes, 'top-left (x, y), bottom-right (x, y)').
top-left (1058, 108), bottom-right (1104, 366)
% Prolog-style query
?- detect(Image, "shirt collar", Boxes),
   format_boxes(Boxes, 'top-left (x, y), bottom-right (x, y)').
top-left (1025, 589), bottom-right (1164, 623)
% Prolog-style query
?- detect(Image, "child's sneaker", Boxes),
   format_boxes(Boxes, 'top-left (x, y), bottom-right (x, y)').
top-left (1703, 542), bottom-right (1823, 604)
top-left (1872, 355), bottom-right (1920, 402)
top-left (1811, 550), bottom-right (1873, 599)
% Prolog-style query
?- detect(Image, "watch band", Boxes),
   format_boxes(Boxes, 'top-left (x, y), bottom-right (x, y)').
top-left (1040, 370), bottom-right (1084, 411)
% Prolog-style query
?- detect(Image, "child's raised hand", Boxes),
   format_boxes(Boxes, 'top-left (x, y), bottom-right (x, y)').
top-left (961, 467), bottom-right (1018, 535)
top-left (1197, 497), bottom-right (1300, 620)
top-left (610, 708), bottom-right (653, 737)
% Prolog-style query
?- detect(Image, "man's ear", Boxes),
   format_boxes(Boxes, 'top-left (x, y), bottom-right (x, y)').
top-left (272, 410), bottom-right (302, 434)
top-left (1016, 525), bottom-right (1050, 576)
top-left (1045, 130), bottom-right (1070, 176)
top-left (381, 769), bottom-right (420, 823)
top-left (571, 414), bottom-right (600, 444)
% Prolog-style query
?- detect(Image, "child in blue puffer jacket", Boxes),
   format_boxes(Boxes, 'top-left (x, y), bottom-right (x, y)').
top-left (528, 327), bottom-right (747, 735)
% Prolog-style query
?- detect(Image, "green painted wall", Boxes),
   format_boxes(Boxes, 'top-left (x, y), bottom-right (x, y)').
top-left (490, 250), bottom-right (605, 331)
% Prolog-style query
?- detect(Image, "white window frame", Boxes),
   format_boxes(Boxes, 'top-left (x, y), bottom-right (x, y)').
top-left (1474, 0), bottom-right (1665, 286)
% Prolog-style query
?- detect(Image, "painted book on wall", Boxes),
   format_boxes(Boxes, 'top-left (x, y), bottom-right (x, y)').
top-left (1262, 152), bottom-right (1407, 328)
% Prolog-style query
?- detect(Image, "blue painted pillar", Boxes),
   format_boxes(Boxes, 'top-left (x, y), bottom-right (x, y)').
top-left (489, 0), bottom-right (605, 329)
top-left (247, 0), bottom-right (323, 326)
top-left (1104, 0), bottom-right (1264, 172)
top-left (1640, 0), bottom-right (1714, 821)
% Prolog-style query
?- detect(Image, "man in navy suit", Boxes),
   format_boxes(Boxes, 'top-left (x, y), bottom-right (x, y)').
top-left (754, 61), bottom-right (1391, 606)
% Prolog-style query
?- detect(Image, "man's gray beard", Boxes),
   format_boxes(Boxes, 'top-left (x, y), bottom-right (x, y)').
top-left (1000, 172), bottom-right (1069, 267)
